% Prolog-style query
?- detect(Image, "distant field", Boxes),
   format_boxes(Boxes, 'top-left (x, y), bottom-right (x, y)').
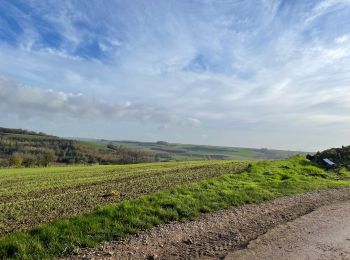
top-left (79, 138), bottom-right (307, 161)
top-left (0, 160), bottom-right (249, 235)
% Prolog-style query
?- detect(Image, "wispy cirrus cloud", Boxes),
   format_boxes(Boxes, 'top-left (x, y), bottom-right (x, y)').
top-left (0, 0), bottom-right (350, 150)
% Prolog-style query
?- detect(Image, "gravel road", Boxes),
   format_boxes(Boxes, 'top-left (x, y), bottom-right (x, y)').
top-left (68, 188), bottom-right (350, 260)
top-left (226, 199), bottom-right (350, 260)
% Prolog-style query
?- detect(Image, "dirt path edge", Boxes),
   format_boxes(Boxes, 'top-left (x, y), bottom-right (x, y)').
top-left (67, 188), bottom-right (350, 260)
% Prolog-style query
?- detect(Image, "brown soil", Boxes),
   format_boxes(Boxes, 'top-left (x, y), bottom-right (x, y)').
top-left (67, 188), bottom-right (350, 259)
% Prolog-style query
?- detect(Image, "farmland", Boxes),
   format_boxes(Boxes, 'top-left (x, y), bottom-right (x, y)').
top-left (80, 138), bottom-right (308, 161)
top-left (0, 160), bottom-right (249, 235)
top-left (0, 156), bottom-right (349, 259)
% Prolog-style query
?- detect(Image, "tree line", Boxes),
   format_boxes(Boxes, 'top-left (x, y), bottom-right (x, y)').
top-left (0, 132), bottom-right (156, 168)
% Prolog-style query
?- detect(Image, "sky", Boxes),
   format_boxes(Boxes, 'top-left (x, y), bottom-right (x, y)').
top-left (0, 0), bottom-right (350, 151)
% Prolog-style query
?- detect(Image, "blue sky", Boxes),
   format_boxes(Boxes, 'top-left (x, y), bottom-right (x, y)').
top-left (1, 0), bottom-right (350, 151)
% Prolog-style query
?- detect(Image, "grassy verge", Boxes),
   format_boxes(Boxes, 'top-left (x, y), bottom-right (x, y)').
top-left (1, 156), bottom-right (349, 259)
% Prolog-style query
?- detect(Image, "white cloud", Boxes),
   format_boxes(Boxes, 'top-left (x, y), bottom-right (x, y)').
top-left (1, 0), bottom-right (350, 150)
top-left (0, 77), bottom-right (201, 128)
top-left (335, 34), bottom-right (350, 44)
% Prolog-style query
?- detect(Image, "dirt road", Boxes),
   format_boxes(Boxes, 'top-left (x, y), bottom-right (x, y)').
top-left (69, 189), bottom-right (350, 260)
top-left (226, 200), bottom-right (350, 260)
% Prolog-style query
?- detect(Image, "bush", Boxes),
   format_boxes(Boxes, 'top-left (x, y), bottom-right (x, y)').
top-left (23, 155), bottom-right (37, 167)
top-left (39, 149), bottom-right (56, 167)
top-left (9, 153), bottom-right (23, 167)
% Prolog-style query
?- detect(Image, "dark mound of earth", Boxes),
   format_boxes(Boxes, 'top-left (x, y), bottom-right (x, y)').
top-left (307, 145), bottom-right (350, 169)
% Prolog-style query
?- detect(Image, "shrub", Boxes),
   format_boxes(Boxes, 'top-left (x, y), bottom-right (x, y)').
top-left (9, 153), bottom-right (23, 167)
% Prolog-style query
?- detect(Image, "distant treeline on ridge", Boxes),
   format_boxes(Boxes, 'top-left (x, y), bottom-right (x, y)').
top-left (0, 127), bottom-right (156, 167)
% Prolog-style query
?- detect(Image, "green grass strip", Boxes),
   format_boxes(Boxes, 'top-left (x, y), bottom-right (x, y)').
top-left (1, 156), bottom-right (349, 259)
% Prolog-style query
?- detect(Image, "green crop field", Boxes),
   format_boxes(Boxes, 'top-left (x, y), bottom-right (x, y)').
top-left (0, 160), bottom-right (249, 236)
top-left (0, 156), bottom-right (349, 259)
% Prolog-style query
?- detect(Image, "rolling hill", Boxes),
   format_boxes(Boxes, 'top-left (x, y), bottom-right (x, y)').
top-left (0, 126), bottom-right (308, 167)
top-left (78, 138), bottom-right (308, 161)
top-left (0, 127), bottom-right (154, 167)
